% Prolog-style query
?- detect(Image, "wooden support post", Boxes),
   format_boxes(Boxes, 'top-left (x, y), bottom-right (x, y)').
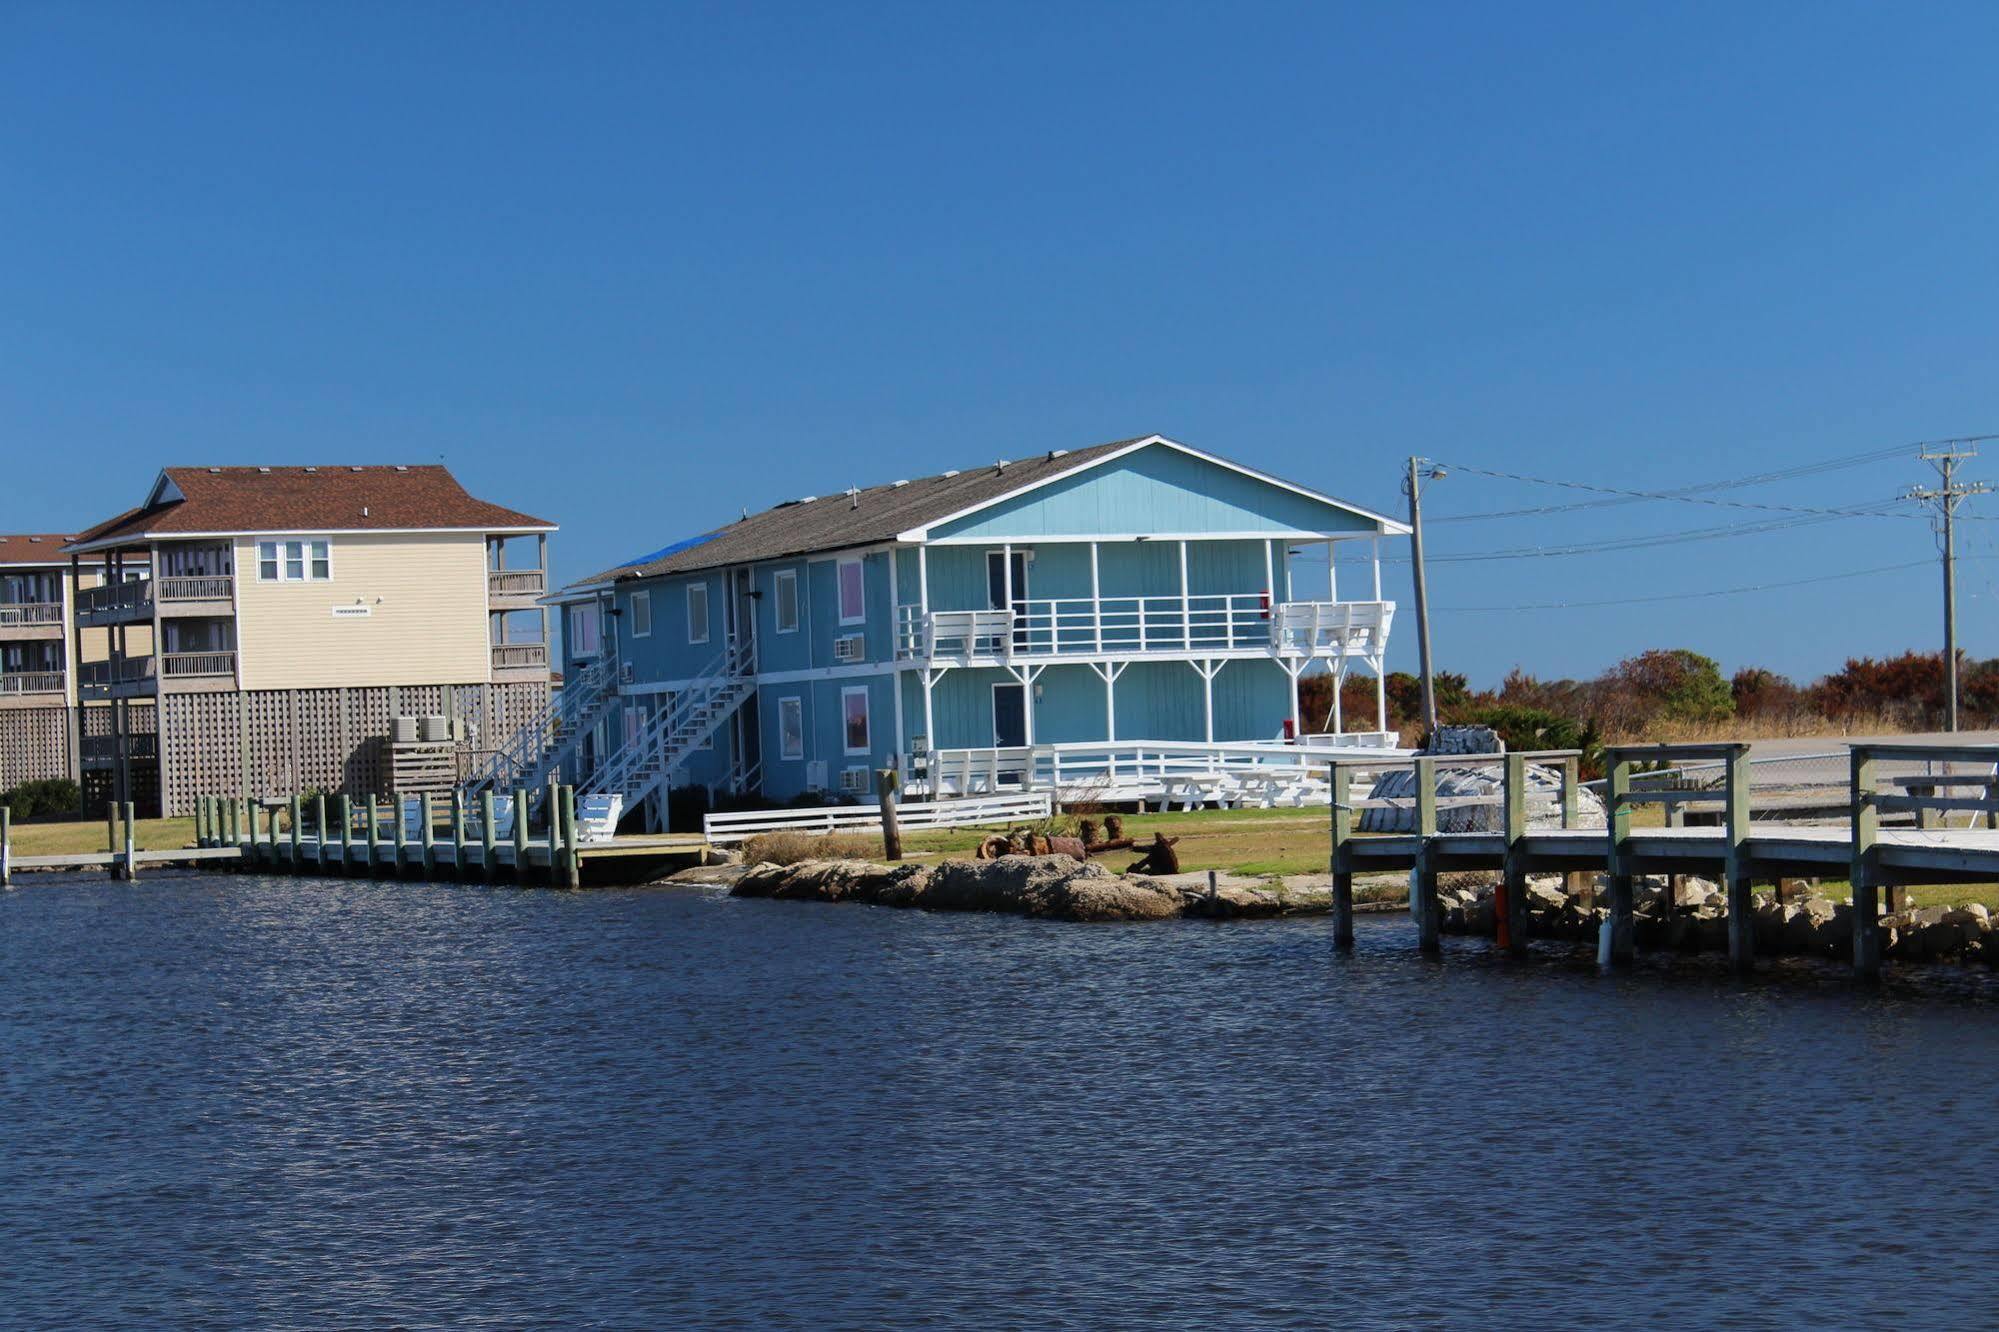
top-left (337, 796), bottom-right (353, 877)
top-left (1851, 749), bottom-right (1882, 977)
top-left (1664, 799), bottom-right (1685, 923)
top-left (1, 805), bottom-right (12, 889)
top-left (313, 794), bottom-right (328, 873)
top-left (196, 796), bottom-right (209, 848)
top-left (122, 801), bottom-right (138, 881)
top-left (289, 794), bottom-right (301, 869)
top-left (561, 785), bottom-right (580, 889)
top-left (876, 768), bottom-right (903, 862)
top-left (1330, 765), bottom-right (1354, 949)
top-left (365, 795), bottom-right (381, 878)
top-left (265, 802), bottom-right (278, 866)
top-left (1413, 756), bottom-right (1440, 955)
top-left (545, 785), bottom-right (562, 886)
top-left (480, 791), bottom-right (497, 882)
top-left (225, 798), bottom-right (239, 851)
top-left (1501, 752), bottom-right (1528, 957)
top-left (245, 801), bottom-right (260, 865)
top-left (420, 793), bottom-right (436, 879)
top-left (512, 786), bottom-right (530, 883)
top-left (1723, 746), bottom-right (1753, 973)
top-left (1604, 756), bottom-right (1634, 967)
top-left (106, 796), bottom-right (119, 874)
top-left (451, 791), bottom-right (467, 882)
top-left (392, 794), bottom-right (408, 876)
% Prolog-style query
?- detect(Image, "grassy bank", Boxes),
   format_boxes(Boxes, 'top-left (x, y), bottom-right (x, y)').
top-left (7, 816), bottom-right (197, 858)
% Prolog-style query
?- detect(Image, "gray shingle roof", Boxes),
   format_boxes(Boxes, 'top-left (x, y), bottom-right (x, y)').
top-left (581, 436), bottom-right (1150, 584)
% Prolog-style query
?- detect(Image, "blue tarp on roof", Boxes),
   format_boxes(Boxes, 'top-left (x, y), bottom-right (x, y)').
top-left (616, 530), bottom-right (720, 571)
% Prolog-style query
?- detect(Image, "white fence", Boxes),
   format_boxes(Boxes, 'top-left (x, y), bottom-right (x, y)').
top-left (704, 792), bottom-right (1054, 845)
top-left (920, 738), bottom-right (1409, 809)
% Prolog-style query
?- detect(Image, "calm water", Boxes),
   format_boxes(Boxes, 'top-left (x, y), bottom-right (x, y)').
top-left (3, 873), bottom-right (1997, 1329)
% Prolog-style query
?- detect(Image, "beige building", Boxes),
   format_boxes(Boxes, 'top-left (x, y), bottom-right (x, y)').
top-left (65, 466), bottom-right (555, 816)
top-left (0, 535), bottom-right (122, 794)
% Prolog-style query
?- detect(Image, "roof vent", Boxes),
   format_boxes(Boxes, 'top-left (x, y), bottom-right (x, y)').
top-left (304, 467), bottom-right (318, 473)
top-left (846, 486), bottom-right (861, 510)
top-left (892, 479), bottom-right (909, 488)
top-left (350, 466), bottom-right (364, 472)
top-left (394, 465), bottom-right (409, 472)
top-left (28, 537), bottom-right (42, 543)
top-left (208, 467), bottom-right (222, 473)
top-left (1049, 449), bottom-right (1068, 460)
top-left (941, 469), bottom-right (959, 478)
top-left (257, 466), bottom-right (271, 474)
top-left (798, 496), bottom-right (818, 504)
top-left (995, 459), bottom-right (1009, 471)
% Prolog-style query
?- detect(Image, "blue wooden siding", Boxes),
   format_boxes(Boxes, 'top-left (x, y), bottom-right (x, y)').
top-left (913, 538), bottom-right (1288, 612)
top-left (927, 443), bottom-right (1380, 541)
top-left (755, 674), bottom-right (897, 801)
top-left (906, 658), bottom-right (1292, 750)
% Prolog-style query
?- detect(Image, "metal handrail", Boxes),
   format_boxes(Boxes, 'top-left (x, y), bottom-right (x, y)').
top-left (895, 595), bottom-right (1391, 659)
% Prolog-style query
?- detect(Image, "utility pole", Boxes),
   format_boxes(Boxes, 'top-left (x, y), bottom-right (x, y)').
top-left (1404, 457), bottom-right (1446, 738)
top-left (1908, 443), bottom-right (1991, 732)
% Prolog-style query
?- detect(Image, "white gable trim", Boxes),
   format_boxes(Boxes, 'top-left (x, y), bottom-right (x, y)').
top-left (891, 435), bottom-right (1409, 542)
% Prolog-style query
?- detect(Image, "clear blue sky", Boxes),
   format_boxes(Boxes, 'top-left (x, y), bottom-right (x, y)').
top-left (6, 1), bottom-right (1996, 686)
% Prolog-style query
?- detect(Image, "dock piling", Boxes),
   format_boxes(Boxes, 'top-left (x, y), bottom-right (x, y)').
top-left (512, 786), bottom-right (529, 884)
top-left (122, 802), bottom-right (138, 881)
top-left (1413, 756), bottom-right (1440, 955)
top-left (1722, 747), bottom-right (1754, 973)
top-left (337, 795), bottom-right (353, 877)
top-left (365, 795), bottom-right (381, 878)
top-left (2, 805), bottom-right (12, 888)
top-left (1500, 753), bottom-right (1528, 957)
top-left (1604, 756), bottom-right (1635, 967)
top-left (420, 793), bottom-right (436, 878)
top-left (393, 794), bottom-right (408, 876)
top-left (312, 794), bottom-right (328, 873)
top-left (561, 785), bottom-right (580, 889)
top-left (1851, 750), bottom-right (1882, 976)
top-left (289, 794), bottom-right (301, 869)
top-left (1329, 764), bottom-right (1353, 949)
top-left (480, 791), bottom-right (497, 883)
top-left (450, 791), bottom-right (467, 882)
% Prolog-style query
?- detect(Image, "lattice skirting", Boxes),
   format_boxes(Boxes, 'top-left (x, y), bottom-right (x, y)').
top-left (0, 705), bottom-right (72, 791)
top-left (146, 680), bottom-right (551, 815)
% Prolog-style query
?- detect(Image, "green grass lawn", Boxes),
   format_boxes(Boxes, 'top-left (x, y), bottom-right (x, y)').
top-left (8, 816), bottom-right (197, 857)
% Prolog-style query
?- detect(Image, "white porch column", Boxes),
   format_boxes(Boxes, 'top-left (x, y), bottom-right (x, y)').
top-left (1189, 659), bottom-right (1222, 743)
top-left (1288, 662), bottom-right (1302, 740)
top-left (1178, 540), bottom-right (1191, 647)
top-left (1371, 537), bottom-right (1382, 601)
top-left (1374, 661), bottom-right (1388, 733)
top-left (922, 668), bottom-right (936, 751)
top-left (1327, 540), bottom-right (1337, 602)
top-left (1263, 539), bottom-right (1274, 601)
top-left (1089, 540), bottom-right (1102, 653)
top-left (1332, 664), bottom-right (1344, 735)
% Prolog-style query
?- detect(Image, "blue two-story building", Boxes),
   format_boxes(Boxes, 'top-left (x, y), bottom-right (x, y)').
top-left (518, 435), bottom-right (1405, 826)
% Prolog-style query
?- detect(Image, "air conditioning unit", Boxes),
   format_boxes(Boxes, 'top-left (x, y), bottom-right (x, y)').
top-left (804, 761), bottom-right (828, 792)
top-left (833, 634), bottom-right (866, 663)
top-left (620, 662), bottom-right (635, 684)
top-left (839, 766), bottom-right (871, 794)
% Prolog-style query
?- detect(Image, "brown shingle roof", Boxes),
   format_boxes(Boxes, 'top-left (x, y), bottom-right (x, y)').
top-left (68, 466), bottom-right (553, 551)
top-left (581, 436), bottom-right (1152, 584)
top-left (0, 534), bottom-right (76, 566)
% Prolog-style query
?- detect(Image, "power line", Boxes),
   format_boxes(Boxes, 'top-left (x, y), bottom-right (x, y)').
top-left (1430, 443), bottom-right (1919, 523)
top-left (1432, 558), bottom-right (1939, 612)
top-left (1428, 461), bottom-right (1927, 520)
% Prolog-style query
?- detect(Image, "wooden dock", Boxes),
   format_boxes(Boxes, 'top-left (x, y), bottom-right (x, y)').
top-left (1330, 741), bottom-right (1999, 977)
top-left (0, 787), bottom-right (709, 888)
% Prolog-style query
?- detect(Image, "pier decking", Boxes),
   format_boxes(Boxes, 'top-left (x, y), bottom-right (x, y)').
top-left (1331, 741), bottom-right (1999, 976)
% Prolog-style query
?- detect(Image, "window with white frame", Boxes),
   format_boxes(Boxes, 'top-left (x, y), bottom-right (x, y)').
top-left (687, 582), bottom-right (710, 644)
top-left (568, 603), bottom-right (601, 657)
top-left (837, 557), bottom-right (865, 626)
top-left (257, 538), bottom-right (331, 582)
top-left (630, 590), bottom-right (652, 638)
top-left (779, 696), bottom-right (804, 759)
top-left (841, 685), bottom-right (870, 755)
top-left (773, 569), bottom-right (799, 634)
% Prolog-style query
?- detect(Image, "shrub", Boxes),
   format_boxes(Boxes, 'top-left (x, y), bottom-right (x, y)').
top-left (1, 777), bottom-right (80, 821)
top-left (738, 831), bottom-right (882, 866)
top-left (1608, 648), bottom-right (1734, 725)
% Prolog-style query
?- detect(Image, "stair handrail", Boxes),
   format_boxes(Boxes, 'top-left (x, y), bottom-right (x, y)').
top-left (581, 634), bottom-right (754, 801)
top-left (467, 655), bottom-right (616, 795)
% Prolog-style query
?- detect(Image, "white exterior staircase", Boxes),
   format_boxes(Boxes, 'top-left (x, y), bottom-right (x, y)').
top-left (466, 655), bottom-right (620, 800)
top-left (582, 636), bottom-right (755, 816)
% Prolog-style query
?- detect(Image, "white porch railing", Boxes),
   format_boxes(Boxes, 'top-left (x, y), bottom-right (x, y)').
top-left (158, 575), bottom-right (233, 602)
top-left (704, 792), bottom-right (1053, 845)
top-left (919, 738), bottom-right (1410, 808)
top-left (161, 651), bottom-right (236, 680)
top-left (0, 602), bottom-right (65, 628)
top-left (0, 670), bottom-right (65, 695)
top-left (896, 596), bottom-right (1392, 660)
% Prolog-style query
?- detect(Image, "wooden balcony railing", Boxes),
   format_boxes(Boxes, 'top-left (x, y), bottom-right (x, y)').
top-left (492, 642), bottom-right (550, 671)
top-left (81, 733), bottom-right (158, 764)
top-left (79, 657), bottom-right (156, 692)
top-left (488, 569), bottom-right (547, 599)
top-left (75, 580), bottom-right (152, 617)
top-left (0, 602), bottom-right (65, 628)
top-left (0, 670), bottom-right (65, 696)
top-left (158, 575), bottom-right (234, 602)
top-left (161, 651), bottom-right (236, 680)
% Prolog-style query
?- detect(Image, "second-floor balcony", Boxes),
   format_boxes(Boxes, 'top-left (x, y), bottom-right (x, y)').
top-left (895, 595), bottom-right (1394, 664)
top-left (77, 575), bottom-right (237, 625)
top-left (79, 651), bottom-right (236, 698)
top-left (492, 641), bottom-right (550, 678)
top-left (0, 669), bottom-right (65, 701)
top-left (488, 568), bottom-right (548, 607)
top-left (0, 601), bottom-right (66, 639)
